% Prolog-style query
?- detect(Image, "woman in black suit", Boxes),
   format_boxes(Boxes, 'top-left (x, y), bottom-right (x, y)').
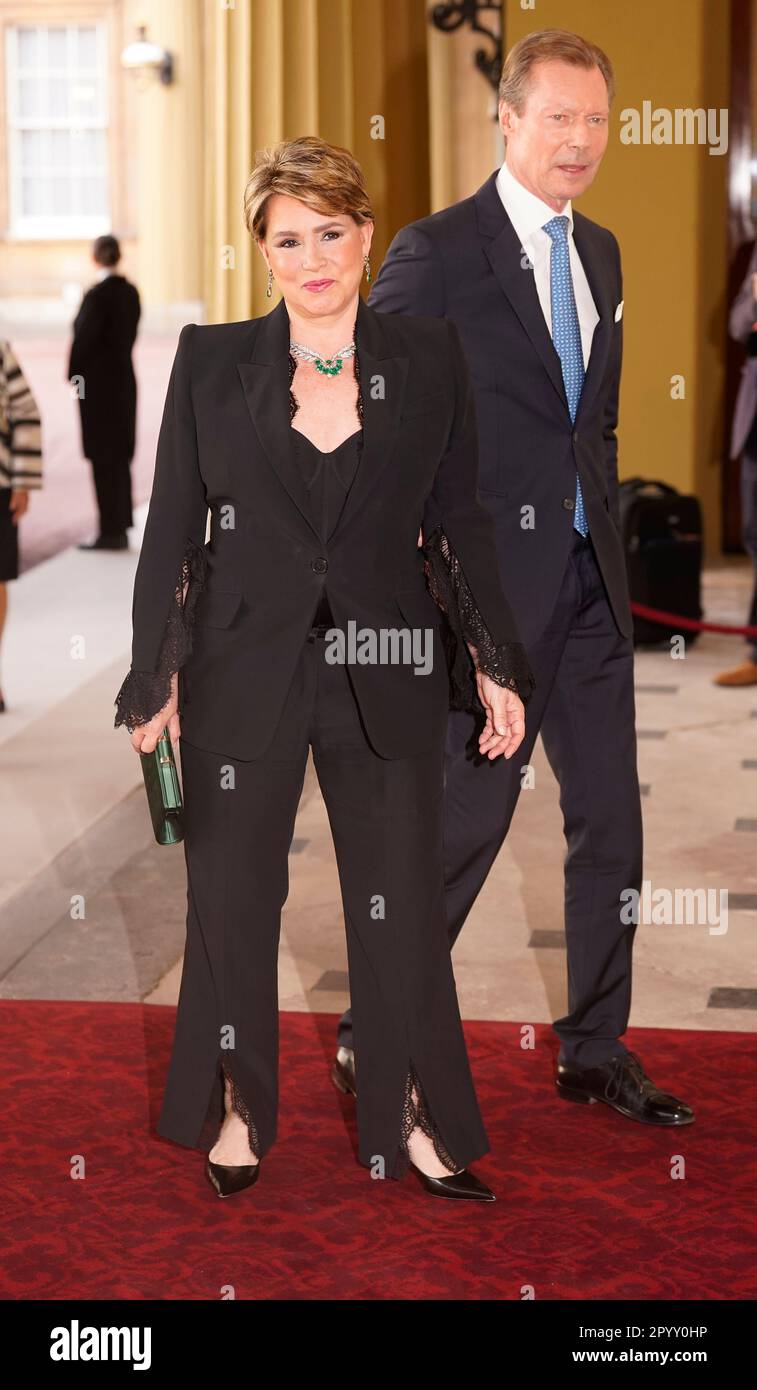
top-left (114, 136), bottom-right (534, 1203)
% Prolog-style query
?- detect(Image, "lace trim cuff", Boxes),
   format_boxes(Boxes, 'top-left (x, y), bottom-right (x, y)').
top-left (423, 525), bottom-right (535, 713)
top-left (113, 538), bottom-right (208, 733)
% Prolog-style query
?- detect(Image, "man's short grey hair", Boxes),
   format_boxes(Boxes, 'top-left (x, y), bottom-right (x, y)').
top-left (499, 27), bottom-right (615, 113)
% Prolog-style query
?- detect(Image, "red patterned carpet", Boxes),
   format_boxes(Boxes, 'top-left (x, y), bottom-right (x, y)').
top-left (3, 1001), bottom-right (755, 1301)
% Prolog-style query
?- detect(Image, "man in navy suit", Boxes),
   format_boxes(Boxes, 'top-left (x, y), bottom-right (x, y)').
top-left (334, 28), bottom-right (693, 1127)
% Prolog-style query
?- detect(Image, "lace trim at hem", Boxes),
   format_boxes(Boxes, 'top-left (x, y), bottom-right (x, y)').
top-left (220, 1057), bottom-right (262, 1161)
top-left (423, 524), bottom-right (536, 712)
top-left (399, 1059), bottom-right (460, 1174)
top-left (113, 537), bottom-right (208, 732)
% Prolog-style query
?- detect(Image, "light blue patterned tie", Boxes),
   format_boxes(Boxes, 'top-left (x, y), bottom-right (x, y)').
top-left (543, 215), bottom-right (588, 537)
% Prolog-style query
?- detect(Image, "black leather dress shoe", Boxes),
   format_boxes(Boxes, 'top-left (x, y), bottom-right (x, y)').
top-left (409, 1162), bottom-right (495, 1201)
top-left (77, 532), bottom-right (128, 551)
top-left (331, 1045), bottom-right (357, 1097)
top-left (556, 1051), bottom-right (695, 1126)
top-left (205, 1157), bottom-right (261, 1197)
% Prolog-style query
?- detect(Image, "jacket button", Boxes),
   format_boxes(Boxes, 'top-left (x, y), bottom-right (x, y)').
top-left (312, 557), bottom-right (328, 573)
top-left (562, 497), bottom-right (575, 511)
top-left (573, 430), bottom-right (579, 444)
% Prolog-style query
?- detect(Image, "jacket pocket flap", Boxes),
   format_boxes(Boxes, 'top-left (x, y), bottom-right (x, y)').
top-left (195, 589), bottom-right (243, 628)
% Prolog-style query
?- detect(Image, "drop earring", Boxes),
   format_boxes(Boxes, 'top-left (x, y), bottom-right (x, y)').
top-left (266, 266), bottom-right (273, 298)
top-left (364, 255), bottom-right (372, 284)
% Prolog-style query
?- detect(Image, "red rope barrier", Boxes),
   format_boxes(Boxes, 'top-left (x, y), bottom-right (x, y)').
top-left (630, 602), bottom-right (757, 637)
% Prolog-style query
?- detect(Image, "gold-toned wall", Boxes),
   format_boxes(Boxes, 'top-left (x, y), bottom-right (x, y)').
top-left (0, 0), bottom-right (733, 557)
top-left (195, 0), bottom-right (730, 553)
top-left (503, 0), bottom-right (731, 556)
top-left (126, 0), bottom-right (204, 318)
top-left (199, 0), bottom-right (432, 323)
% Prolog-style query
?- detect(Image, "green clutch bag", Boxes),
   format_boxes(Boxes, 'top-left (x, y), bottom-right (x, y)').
top-left (139, 728), bottom-right (185, 845)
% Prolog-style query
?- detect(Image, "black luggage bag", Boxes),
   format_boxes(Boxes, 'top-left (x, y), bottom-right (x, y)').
top-left (617, 477), bottom-right (703, 646)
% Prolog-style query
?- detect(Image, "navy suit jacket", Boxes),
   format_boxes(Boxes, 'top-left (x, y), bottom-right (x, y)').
top-left (368, 168), bottom-right (633, 646)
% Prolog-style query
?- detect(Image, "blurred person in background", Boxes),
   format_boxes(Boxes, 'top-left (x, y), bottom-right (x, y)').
top-left (0, 338), bottom-right (43, 711)
top-left (69, 234), bottom-right (140, 552)
top-left (715, 241), bottom-right (757, 687)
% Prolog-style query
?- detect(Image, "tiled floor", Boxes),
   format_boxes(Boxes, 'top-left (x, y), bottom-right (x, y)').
top-left (1, 499), bottom-right (755, 1039)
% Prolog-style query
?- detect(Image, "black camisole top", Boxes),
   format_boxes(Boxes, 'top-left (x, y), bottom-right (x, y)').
top-left (291, 426), bottom-right (363, 627)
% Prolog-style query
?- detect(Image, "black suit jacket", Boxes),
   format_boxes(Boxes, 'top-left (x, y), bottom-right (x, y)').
top-left (368, 169), bottom-right (632, 646)
top-left (68, 274), bottom-right (141, 461)
top-left (124, 294), bottom-right (526, 760)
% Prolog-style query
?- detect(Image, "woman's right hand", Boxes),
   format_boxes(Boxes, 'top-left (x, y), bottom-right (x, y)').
top-left (129, 672), bottom-right (181, 755)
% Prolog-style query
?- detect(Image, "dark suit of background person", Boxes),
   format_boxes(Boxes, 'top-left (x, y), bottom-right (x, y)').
top-left (714, 239), bottom-right (757, 686)
top-left (112, 296), bottom-right (535, 1182)
top-left (68, 264), bottom-right (140, 549)
top-left (335, 162), bottom-right (694, 1126)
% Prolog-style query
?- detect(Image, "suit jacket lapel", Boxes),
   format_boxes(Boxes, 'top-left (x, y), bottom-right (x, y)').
top-left (237, 296), bottom-right (318, 536)
top-left (476, 172), bottom-right (568, 412)
top-left (474, 170), bottom-right (614, 423)
top-left (570, 212), bottom-right (613, 425)
top-left (236, 293), bottom-right (408, 543)
top-left (337, 295), bottom-right (408, 539)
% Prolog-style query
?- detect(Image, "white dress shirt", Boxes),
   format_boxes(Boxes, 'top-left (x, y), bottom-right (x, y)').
top-left (495, 160), bottom-right (599, 371)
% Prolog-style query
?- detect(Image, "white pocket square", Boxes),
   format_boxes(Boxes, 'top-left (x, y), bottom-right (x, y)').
top-left (614, 300), bottom-right (624, 322)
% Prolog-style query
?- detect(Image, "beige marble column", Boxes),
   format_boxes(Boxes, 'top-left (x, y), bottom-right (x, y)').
top-left (125, 0), bottom-right (204, 326)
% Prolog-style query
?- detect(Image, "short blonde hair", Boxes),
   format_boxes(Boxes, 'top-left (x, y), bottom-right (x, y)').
top-left (499, 27), bottom-right (615, 111)
top-left (243, 135), bottom-right (374, 242)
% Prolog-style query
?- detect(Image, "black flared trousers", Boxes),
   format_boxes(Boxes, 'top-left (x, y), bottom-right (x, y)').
top-left (156, 630), bottom-right (489, 1180)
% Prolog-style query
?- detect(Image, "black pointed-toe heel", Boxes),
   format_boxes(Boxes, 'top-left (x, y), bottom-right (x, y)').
top-left (205, 1157), bottom-right (261, 1198)
top-left (409, 1162), bottom-right (496, 1201)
